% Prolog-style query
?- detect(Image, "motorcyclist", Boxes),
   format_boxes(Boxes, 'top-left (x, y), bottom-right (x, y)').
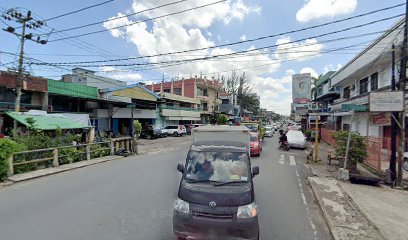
top-left (279, 131), bottom-right (288, 148)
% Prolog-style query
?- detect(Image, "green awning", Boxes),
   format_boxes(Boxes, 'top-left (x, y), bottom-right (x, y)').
top-left (6, 112), bottom-right (90, 130)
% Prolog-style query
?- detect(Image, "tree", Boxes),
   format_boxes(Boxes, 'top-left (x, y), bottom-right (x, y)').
top-left (215, 114), bottom-right (228, 125)
top-left (221, 71), bottom-right (260, 115)
top-left (332, 131), bottom-right (367, 172)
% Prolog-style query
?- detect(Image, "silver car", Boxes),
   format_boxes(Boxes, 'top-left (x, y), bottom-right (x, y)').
top-left (286, 130), bottom-right (306, 149)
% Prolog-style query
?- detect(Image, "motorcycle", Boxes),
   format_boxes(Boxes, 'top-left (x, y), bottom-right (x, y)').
top-left (279, 141), bottom-right (289, 151)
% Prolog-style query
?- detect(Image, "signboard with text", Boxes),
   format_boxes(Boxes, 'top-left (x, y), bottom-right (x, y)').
top-left (370, 112), bottom-right (391, 126)
top-left (369, 91), bottom-right (404, 112)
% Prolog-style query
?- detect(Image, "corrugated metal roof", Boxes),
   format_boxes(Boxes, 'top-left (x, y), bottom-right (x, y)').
top-left (48, 80), bottom-right (99, 99)
top-left (6, 111), bottom-right (90, 130)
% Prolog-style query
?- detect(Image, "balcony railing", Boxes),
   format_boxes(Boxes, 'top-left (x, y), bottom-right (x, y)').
top-left (316, 86), bottom-right (341, 98)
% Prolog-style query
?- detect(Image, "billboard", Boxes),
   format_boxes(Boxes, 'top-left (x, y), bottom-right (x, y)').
top-left (369, 91), bottom-right (404, 112)
top-left (292, 73), bottom-right (312, 104)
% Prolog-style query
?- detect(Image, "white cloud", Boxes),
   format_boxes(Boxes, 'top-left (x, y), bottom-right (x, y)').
top-left (300, 67), bottom-right (318, 79)
top-left (323, 63), bottom-right (342, 73)
top-left (274, 36), bottom-right (324, 62)
top-left (102, 13), bottom-right (131, 37)
top-left (296, 0), bottom-right (357, 23)
top-left (240, 34), bottom-right (247, 41)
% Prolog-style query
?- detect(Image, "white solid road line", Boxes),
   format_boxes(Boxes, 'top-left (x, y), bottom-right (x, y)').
top-left (289, 156), bottom-right (296, 166)
top-left (279, 154), bottom-right (284, 165)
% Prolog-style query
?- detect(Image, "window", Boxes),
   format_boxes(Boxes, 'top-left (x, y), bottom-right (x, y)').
top-left (174, 88), bottom-right (181, 95)
top-left (359, 78), bottom-right (368, 94)
top-left (203, 103), bottom-right (208, 111)
top-left (184, 150), bottom-right (249, 182)
top-left (343, 86), bottom-right (350, 99)
top-left (163, 89), bottom-right (171, 93)
top-left (203, 89), bottom-right (208, 96)
top-left (370, 73), bottom-right (378, 91)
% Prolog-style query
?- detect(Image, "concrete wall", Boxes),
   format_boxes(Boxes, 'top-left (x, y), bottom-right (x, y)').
top-left (341, 113), bottom-right (381, 137)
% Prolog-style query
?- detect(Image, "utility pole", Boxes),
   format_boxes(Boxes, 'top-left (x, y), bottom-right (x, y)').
top-left (390, 44), bottom-right (397, 184)
top-left (397, 0), bottom-right (408, 187)
top-left (2, 9), bottom-right (48, 129)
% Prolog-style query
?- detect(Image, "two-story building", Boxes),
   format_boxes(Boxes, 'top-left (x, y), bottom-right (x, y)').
top-left (329, 18), bottom-right (406, 138)
top-left (145, 77), bottom-right (222, 124)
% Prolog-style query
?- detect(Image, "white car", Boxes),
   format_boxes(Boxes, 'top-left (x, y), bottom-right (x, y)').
top-left (163, 125), bottom-right (187, 136)
top-left (286, 130), bottom-right (306, 149)
top-left (264, 126), bottom-right (273, 137)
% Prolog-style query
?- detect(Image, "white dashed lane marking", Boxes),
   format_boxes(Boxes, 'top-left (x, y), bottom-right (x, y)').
top-left (289, 155), bottom-right (296, 166)
top-left (279, 154), bottom-right (284, 165)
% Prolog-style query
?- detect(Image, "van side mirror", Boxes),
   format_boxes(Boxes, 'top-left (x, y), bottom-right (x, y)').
top-left (177, 163), bottom-right (185, 173)
top-left (252, 166), bottom-right (259, 177)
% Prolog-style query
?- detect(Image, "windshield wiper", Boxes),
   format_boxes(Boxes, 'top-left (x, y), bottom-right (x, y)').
top-left (214, 181), bottom-right (247, 186)
top-left (184, 179), bottom-right (221, 184)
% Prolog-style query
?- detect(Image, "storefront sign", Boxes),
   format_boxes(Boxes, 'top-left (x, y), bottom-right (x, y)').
top-left (371, 112), bottom-right (391, 126)
top-left (369, 91), bottom-right (404, 112)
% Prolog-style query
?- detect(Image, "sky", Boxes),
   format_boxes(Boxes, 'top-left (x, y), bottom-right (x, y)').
top-left (0, 0), bottom-right (406, 114)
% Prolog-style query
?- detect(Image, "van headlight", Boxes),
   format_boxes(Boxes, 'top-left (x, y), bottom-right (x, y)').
top-left (237, 202), bottom-right (257, 218)
top-left (174, 198), bottom-right (189, 214)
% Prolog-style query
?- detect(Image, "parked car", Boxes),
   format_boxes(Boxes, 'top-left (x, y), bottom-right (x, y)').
top-left (286, 130), bottom-right (306, 149)
top-left (140, 125), bottom-right (167, 139)
top-left (174, 126), bottom-right (260, 240)
top-left (164, 125), bottom-right (187, 136)
top-left (264, 126), bottom-right (273, 137)
top-left (250, 133), bottom-right (262, 157)
top-left (184, 124), bottom-right (192, 135)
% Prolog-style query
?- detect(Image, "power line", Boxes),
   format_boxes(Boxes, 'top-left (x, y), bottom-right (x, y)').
top-left (41, 14), bottom-right (405, 66)
top-left (48, 1), bottom-right (405, 51)
top-left (35, 15), bottom-right (404, 67)
top-left (49, 0), bottom-right (188, 34)
top-left (44, 0), bottom-right (115, 22)
top-left (48, 0), bottom-right (227, 42)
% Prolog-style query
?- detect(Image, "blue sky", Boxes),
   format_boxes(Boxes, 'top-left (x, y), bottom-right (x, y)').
top-left (0, 0), bottom-right (405, 114)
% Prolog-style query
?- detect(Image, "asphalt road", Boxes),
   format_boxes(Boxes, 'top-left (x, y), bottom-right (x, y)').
top-left (0, 134), bottom-right (332, 240)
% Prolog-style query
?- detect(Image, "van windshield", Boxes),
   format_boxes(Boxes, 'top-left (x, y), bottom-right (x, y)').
top-left (184, 150), bottom-right (249, 183)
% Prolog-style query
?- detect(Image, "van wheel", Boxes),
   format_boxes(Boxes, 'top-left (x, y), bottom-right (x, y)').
top-left (173, 132), bottom-right (178, 137)
top-left (147, 135), bottom-right (152, 140)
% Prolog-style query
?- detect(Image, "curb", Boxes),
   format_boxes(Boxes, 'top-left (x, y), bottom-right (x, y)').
top-left (5, 155), bottom-right (125, 185)
top-left (307, 177), bottom-right (336, 240)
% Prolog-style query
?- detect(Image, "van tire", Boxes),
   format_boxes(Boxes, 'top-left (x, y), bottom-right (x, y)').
top-left (173, 132), bottom-right (178, 137)
top-left (147, 135), bottom-right (152, 140)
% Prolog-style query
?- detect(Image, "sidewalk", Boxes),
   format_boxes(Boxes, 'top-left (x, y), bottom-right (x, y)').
top-left (307, 141), bottom-right (408, 240)
top-left (5, 155), bottom-right (123, 184)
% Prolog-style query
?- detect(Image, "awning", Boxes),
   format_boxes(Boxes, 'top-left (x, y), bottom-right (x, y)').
top-left (167, 116), bottom-right (201, 121)
top-left (6, 111), bottom-right (90, 130)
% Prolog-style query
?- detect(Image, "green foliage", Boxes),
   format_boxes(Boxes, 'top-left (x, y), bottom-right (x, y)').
top-left (90, 144), bottom-right (110, 159)
top-left (0, 139), bottom-right (23, 180)
top-left (332, 131), bottom-right (367, 164)
top-left (133, 120), bottom-right (142, 135)
top-left (215, 114), bottom-right (228, 125)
